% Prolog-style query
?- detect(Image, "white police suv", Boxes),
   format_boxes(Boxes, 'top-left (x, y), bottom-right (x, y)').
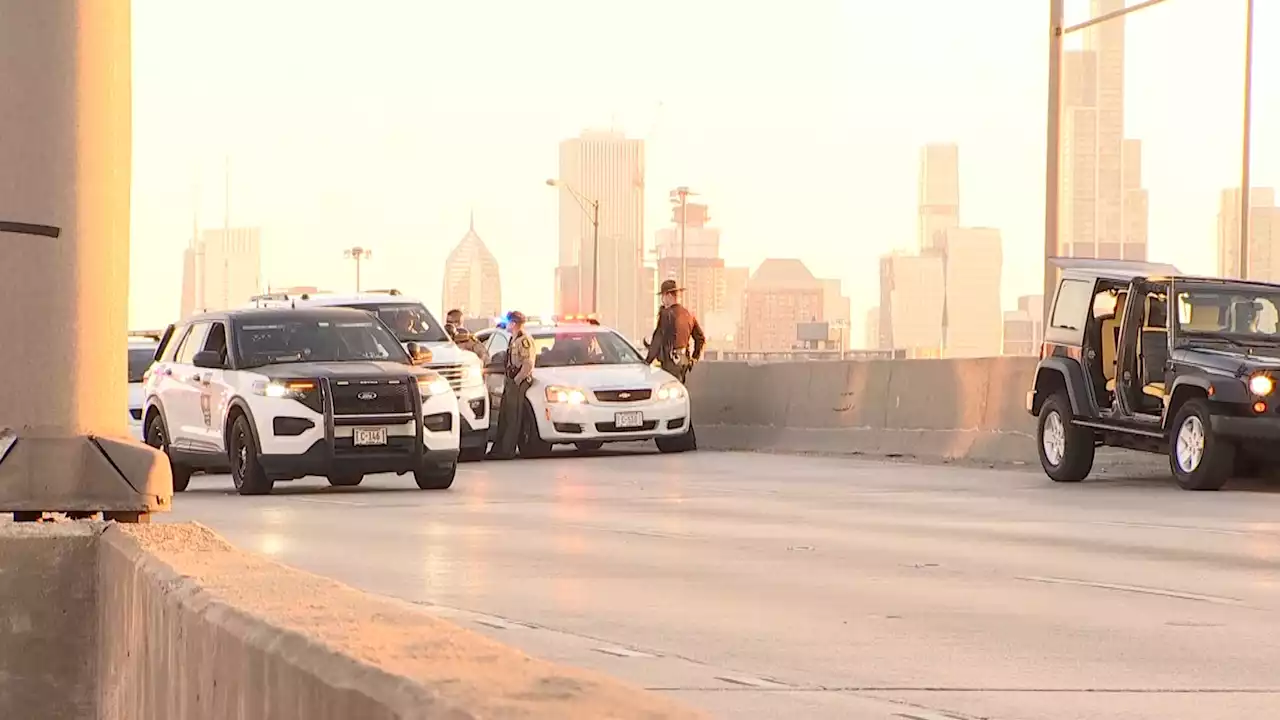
top-left (280, 291), bottom-right (490, 462)
top-left (142, 306), bottom-right (459, 495)
top-left (475, 317), bottom-right (696, 455)
top-left (127, 331), bottom-right (163, 440)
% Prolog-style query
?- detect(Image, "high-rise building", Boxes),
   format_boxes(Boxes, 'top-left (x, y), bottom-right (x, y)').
top-left (554, 130), bottom-right (646, 341)
top-left (919, 143), bottom-right (960, 252)
top-left (1218, 187), bottom-right (1279, 280)
top-left (878, 252), bottom-right (945, 357)
top-left (865, 306), bottom-right (881, 350)
top-left (1002, 295), bottom-right (1045, 356)
top-left (818, 278), bottom-right (851, 347)
top-left (740, 259), bottom-right (823, 352)
top-left (179, 227), bottom-right (262, 317)
top-left (442, 214), bottom-right (502, 319)
top-left (1059, 0), bottom-right (1148, 260)
top-left (655, 201), bottom-right (724, 324)
top-left (941, 227), bottom-right (1003, 358)
top-left (715, 266), bottom-right (750, 348)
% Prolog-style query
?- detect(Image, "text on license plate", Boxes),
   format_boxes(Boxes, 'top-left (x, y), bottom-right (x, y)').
top-left (614, 411), bottom-right (644, 429)
top-left (353, 427), bottom-right (388, 446)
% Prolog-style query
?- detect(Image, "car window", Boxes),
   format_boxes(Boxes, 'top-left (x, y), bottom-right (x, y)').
top-left (234, 318), bottom-right (410, 368)
top-left (1177, 286), bottom-right (1280, 338)
top-left (338, 303), bottom-right (449, 343)
top-left (528, 329), bottom-right (643, 367)
top-left (176, 323), bottom-right (211, 365)
top-left (162, 325), bottom-right (190, 362)
top-left (1051, 279), bottom-right (1095, 330)
top-left (487, 332), bottom-right (510, 357)
top-left (203, 322), bottom-right (229, 365)
top-left (127, 346), bottom-right (156, 383)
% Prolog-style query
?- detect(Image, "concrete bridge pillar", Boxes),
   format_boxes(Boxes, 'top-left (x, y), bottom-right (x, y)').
top-left (0, 0), bottom-right (171, 520)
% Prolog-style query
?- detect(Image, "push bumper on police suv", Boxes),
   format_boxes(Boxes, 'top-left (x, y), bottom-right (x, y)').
top-left (251, 373), bottom-right (459, 480)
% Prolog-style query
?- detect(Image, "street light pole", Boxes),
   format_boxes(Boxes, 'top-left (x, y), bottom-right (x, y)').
top-left (343, 246), bottom-right (371, 292)
top-left (1239, 0), bottom-right (1256, 279)
top-left (547, 179), bottom-right (600, 314)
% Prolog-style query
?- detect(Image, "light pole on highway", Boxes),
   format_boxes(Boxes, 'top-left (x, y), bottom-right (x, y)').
top-left (344, 246), bottom-right (372, 292)
top-left (669, 187), bottom-right (697, 290)
top-left (547, 178), bottom-right (600, 314)
top-left (1239, 0), bottom-right (1257, 278)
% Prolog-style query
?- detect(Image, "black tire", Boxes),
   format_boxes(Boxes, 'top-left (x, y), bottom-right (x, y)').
top-left (144, 412), bottom-right (193, 493)
top-left (327, 473), bottom-right (363, 487)
top-left (414, 459), bottom-right (457, 490)
top-left (459, 446), bottom-right (486, 463)
top-left (1037, 393), bottom-right (1094, 483)
top-left (575, 441), bottom-right (604, 453)
top-left (1169, 399), bottom-right (1233, 491)
top-left (228, 414), bottom-right (274, 496)
top-left (656, 426), bottom-right (697, 454)
top-left (518, 401), bottom-right (553, 458)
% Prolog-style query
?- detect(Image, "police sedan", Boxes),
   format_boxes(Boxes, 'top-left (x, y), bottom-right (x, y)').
top-left (475, 317), bottom-right (696, 455)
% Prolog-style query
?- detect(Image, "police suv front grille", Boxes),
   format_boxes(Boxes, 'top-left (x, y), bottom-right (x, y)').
top-left (330, 378), bottom-right (412, 415)
top-left (594, 389), bottom-right (652, 403)
top-left (429, 363), bottom-right (466, 392)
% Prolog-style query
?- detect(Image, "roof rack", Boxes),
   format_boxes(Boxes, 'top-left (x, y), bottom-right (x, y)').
top-left (364, 288), bottom-right (402, 296)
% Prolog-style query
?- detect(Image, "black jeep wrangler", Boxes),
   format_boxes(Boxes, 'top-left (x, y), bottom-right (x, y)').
top-left (1028, 258), bottom-right (1280, 491)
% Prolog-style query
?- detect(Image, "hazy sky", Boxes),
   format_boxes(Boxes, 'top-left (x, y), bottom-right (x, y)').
top-left (130, 0), bottom-right (1277, 343)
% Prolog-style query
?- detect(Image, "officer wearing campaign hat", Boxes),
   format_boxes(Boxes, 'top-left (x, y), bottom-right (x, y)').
top-left (488, 310), bottom-right (536, 459)
top-left (646, 279), bottom-right (705, 384)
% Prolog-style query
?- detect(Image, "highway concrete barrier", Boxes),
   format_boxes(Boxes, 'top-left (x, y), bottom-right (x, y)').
top-left (693, 358), bottom-right (1039, 464)
top-left (0, 522), bottom-right (703, 720)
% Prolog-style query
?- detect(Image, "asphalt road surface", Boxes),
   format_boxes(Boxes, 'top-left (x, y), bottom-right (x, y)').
top-left (167, 448), bottom-right (1280, 719)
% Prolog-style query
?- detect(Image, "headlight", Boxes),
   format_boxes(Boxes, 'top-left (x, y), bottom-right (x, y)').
top-left (417, 373), bottom-right (451, 397)
top-left (545, 385), bottom-right (587, 404)
top-left (257, 379), bottom-right (315, 399)
top-left (657, 381), bottom-right (686, 401)
top-left (1250, 374), bottom-right (1274, 396)
top-left (462, 361), bottom-right (484, 387)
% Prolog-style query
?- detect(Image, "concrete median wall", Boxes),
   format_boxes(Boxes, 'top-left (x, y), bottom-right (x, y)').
top-left (0, 522), bottom-right (702, 720)
top-left (692, 357), bottom-right (1039, 464)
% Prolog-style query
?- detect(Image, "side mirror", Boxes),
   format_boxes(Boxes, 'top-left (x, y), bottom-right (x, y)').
top-left (192, 350), bottom-right (223, 369)
top-left (406, 342), bottom-right (432, 366)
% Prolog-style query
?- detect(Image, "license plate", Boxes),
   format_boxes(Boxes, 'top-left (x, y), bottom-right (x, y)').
top-left (353, 427), bottom-right (388, 446)
top-left (614, 411), bottom-right (644, 429)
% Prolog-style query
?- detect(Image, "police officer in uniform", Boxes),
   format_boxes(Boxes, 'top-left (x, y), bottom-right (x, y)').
top-left (487, 311), bottom-right (535, 460)
top-left (646, 279), bottom-right (706, 383)
top-left (445, 308), bottom-right (489, 364)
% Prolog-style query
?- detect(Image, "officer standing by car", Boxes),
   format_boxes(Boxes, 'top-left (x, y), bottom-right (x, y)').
top-left (646, 280), bottom-right (706, 383)
top-left (487, 311), bottom-right (535, 460)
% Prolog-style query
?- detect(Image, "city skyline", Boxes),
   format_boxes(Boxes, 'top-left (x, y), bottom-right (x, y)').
top-left (442, 214), bottom-right (503, 321)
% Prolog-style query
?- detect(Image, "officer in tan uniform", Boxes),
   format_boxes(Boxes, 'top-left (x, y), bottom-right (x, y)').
top-left (445, 308), bottom-right (489, 364)
top-left (487, 311), bottom-right (535, 460)
top-left (646, 280), bottom-right (706, 383)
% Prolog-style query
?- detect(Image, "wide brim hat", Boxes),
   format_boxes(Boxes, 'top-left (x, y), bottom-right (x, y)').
top-left (657, 279), bottom-right (684, 295)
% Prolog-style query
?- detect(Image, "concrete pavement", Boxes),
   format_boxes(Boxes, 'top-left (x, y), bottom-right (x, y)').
top-left (167, 449), bottom-right (1280, 719)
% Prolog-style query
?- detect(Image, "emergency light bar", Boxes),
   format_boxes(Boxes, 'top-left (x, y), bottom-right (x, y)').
top-left (554, 314), bottom-right (600, 326)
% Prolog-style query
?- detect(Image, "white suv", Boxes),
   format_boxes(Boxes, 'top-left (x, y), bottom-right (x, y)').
top-left (288, 292), bottom-right (490, 462)
top-left (142, 306), bottom-right (460, 495)
top-left (127, 332), bottom-right (162, 440)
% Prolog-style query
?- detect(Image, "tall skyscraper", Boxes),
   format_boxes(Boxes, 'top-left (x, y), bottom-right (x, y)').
top-left (442, 214), bottom-right (502, 319)
top-left (1219, 188), bottom-right (1280, 280)
top-left (554, 131), bottom-right (646, 340)
top-left (918, 143), bottom-right (960, 252)
top-left (740, 259), bottom-right (824, 352)
top-left (817, 278), bottom-right (851, 347)
top-left (179, 227), bottom-right (262, 317)
top-left (1002, 295), bottom-right (1045, 356)
top-left (941, 227), bottom-right (1003, 358)
top-left (1059, 0), bottom-right (1149, 260)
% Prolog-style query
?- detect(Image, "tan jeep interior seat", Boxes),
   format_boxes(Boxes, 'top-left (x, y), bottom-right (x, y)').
top-left (1102, 291), bottom-right (1127, 393)
top-left (1139, 293), bottom-right (1168, 402)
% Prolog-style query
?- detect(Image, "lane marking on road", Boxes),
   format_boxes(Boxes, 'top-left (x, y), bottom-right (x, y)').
top-left (473, 617), bottom-right (537, 630)
top-left (592, 646), bottom-right (659, 658)
top-left (290, 496), bottom-right (370, 507)
top-left (714, 674), bottom-right (793, 688)
top-left (1017, 575), bottom-right (1244, 606)
top-left (1090, 520), bottom-right (1256, 537)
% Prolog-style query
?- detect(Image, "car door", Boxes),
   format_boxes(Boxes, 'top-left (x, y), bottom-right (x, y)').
top-left (483, 330), bottom-right (510, 417)
top-left (189, 321), bottom-right (233, 454)
top-left (169, 322), bottom-right (212, 448)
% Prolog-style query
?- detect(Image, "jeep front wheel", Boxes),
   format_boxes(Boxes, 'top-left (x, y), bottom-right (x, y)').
top-left (1169, 399), bottom-right (1233, 491)
top-left (1037, 393), bottom-right (1094, 483)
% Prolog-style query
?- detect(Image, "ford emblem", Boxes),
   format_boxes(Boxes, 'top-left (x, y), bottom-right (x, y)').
top-left (357, 391), bottom-right (378, 401)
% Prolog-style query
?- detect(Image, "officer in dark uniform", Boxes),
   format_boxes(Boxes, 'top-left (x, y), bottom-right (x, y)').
top-left (645, 279), bottom-right (706, 383)
top-left (487, 311), bottom-right (535, 460)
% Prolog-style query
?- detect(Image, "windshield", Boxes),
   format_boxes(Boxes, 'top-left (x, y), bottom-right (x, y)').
top-left (1176, 284), bottom-right (1280, 344)
top-left (234, 319), bottom-right (410, 368)
top-left (127, 346), bottom-right (155, 383)
top-left (341, 303), bottom-right (448, 344)
top-left (528, 329), bottom-right (644, 367)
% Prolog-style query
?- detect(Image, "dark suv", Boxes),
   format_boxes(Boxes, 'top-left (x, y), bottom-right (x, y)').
top-left (1028, 258), bottom-right (1280, 491)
